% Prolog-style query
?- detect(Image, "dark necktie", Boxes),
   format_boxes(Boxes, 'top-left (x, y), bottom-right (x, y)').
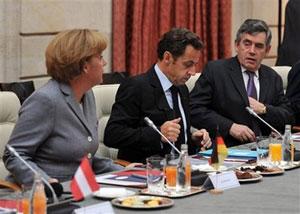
top-left (245, 71), bottom-right (261, 136)
top-left (170, 86), bottom-right (185, 149)
top-left (246, 70), bottom-right (257, 100)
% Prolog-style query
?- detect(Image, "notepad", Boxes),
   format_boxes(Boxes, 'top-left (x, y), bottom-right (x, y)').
top-left (96, 169), bottom-right (147, 187)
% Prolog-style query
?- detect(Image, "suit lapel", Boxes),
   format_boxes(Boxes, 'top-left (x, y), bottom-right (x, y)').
top-left (258, 68), bottom-right (269, 102)
top-left (227, 57), bottom-right (249, 105)
top-left (148, 67), bottom-right (175, 120)
top-left (59, 83), bottom-right (93, 135)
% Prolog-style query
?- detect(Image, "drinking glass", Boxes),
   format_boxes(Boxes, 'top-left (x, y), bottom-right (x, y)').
top-left (165, 154), bottom-right (178, 191)
top-left (269, 137), bottom-right (282, 165)
top-left (255, 136), bottom-right (270, 166)
top-left (21, 186), bottom-right (32, 214)
top-left (146, 156), bottom-right (165, 194)
top-left (0, 189), bottom-right (22, 213)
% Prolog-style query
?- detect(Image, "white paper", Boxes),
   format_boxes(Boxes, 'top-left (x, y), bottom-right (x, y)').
top-left (73, 201), bottom-right (114, 214)
top-left (93, 187), bottom-right (135, 198)
top-left (292, 134), bottom-right (300, 141)
top-left (208, 171), bottom-right (240, 190)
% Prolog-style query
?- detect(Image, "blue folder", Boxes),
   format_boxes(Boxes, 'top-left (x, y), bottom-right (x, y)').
top-left (199, 149), bottom-right (268, 158)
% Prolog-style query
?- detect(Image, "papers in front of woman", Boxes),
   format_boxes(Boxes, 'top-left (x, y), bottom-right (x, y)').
top-left (292, 133), bottom-right (300, 142)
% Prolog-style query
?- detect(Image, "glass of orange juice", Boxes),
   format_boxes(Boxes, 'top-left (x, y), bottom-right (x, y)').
top-left (269, 138), bottom-right (282, 165)
top-left (165, 154), bottom-right (178, 190)
top-left (22, 197), bottom-right (30, 214)
top-left (33, 189), bottom-right (47, 214)
top-left (21, 186), bottom-right (32, 214)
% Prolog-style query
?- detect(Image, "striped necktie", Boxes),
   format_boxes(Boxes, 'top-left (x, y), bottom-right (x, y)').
top-left (246, 70), bottom-right (257, 100)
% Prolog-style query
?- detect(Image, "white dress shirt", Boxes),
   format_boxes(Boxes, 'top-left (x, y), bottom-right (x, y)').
top-left (241, 66), bottom-right (260, 100)
top-left (154, 64), bottom-right (187, 143)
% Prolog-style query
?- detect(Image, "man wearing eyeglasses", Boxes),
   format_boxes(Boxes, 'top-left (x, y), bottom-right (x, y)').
top-left (104, 28), bottom-right (211, 163)
top-left (190, 19), bottom-right (294, 147)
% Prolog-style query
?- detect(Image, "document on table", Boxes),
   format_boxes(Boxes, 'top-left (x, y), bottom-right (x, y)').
top-left (199, 148), bottom-right (267, 159)
top-left (96, 169), bottom-right (147, 187)
top-left (292, 133), bottom-right (300, 142)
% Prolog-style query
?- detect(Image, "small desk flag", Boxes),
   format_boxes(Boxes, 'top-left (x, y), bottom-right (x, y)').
top-left (70, 156), bottom-right (100, 201)
top-left (210, 130), bottom-right (228, 170)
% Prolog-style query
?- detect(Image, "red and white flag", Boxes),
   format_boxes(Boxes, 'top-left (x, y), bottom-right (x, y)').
top-left (70, 156), bottom-right (100, 201)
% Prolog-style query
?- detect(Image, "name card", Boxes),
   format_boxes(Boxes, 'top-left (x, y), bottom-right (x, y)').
top-left (204, 171), bottom-right (240, 190)
top-left (74, 201), bottom-right (115, 214)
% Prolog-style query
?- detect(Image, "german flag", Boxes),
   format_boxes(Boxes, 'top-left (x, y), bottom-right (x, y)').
top-left (210, 131), bottom-right (228, 170)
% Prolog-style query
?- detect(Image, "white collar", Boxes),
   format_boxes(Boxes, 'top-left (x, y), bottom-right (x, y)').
top-left (154, 64), bottom-right (173, 91)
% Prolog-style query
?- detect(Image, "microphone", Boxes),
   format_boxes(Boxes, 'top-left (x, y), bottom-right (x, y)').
top-left (6, 145), bottom-right (59, 203)
top-left (245, 107), bottom-right (283, 138)
top-left (144, 117), bottom-right (181, 154)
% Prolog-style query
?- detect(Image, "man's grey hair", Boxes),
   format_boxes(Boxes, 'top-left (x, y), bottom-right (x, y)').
top-left (235, 19), bottom-right (272, 46)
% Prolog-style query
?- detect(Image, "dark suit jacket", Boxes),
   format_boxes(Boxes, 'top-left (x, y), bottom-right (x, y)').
top-left (276, 0), bottom-right (300, 66)
top-left (104, 66), bottom-right (195, 163)
top-left (286, 61), bottom-right (300, 125)
top-left (190, 57), bottom-right (294, 147)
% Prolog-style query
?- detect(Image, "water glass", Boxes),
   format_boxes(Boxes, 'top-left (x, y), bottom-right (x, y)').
top-left (146, 156), bottom-right (165, 194)
top-left (255, 136), bottom-right (269, 165)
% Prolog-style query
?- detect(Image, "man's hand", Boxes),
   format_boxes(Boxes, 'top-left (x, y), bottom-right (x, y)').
top-left (192, 129), bottom-right (211, 150)
top-left (48, 178), bottom-right (59, 184)
top-left (229, 123), bottom-right (256, 142)
top-left (160, 118), bottom-right (181, 143)
top-left (126, 162), bottom-right (144, 169)
top-left (249, 97), bottom-right (266, 114)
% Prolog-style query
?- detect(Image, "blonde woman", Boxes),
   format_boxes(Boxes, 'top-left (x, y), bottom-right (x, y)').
top-left (3, 29), bottom-right (122, 186)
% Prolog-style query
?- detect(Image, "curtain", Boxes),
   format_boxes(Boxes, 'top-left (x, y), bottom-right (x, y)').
top-left (113, 0), bottom-right (232, 76)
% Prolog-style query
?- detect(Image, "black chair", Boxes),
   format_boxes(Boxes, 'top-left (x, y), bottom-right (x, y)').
top-left (102, 71), bottom-right (129, 84)
top-left (0, 81), bottom-right (35, 104)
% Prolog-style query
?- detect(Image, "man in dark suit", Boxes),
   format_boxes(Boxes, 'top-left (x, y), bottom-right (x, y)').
top-left (104, 28), bottom-right (211, 163)
top-left (286, 60), bottom-right (300, 125)
top-left (190, 19), bottom-right (294, 147)
top-left (276, 0), bottom-right (300, 66)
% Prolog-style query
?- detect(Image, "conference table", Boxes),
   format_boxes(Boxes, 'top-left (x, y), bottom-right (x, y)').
top-left (62, 160), bottom-right (300, 214)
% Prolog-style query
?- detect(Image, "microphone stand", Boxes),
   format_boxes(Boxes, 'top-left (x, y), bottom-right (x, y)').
top-left (6, 145), bottom-right (59, 203)
top-left (245, 107), bottom-right (283, 138)
top-left (144, 117), bottom-right (181, 154)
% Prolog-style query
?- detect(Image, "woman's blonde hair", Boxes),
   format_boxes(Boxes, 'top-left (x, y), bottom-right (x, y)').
top-left (45, 29), bottom-right (107, 83)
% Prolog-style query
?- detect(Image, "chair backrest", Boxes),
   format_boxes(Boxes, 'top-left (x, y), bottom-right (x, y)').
top-left (92, 84), bottom-right (120, 160)
top-left (0, 81), bottom-right (35, 104)
top-left (0, 92), bottom-right (21, 179)
top-left (271, 66), bottom-right (292, 91)
top-left (186, 73), bottom-right (201, 92)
